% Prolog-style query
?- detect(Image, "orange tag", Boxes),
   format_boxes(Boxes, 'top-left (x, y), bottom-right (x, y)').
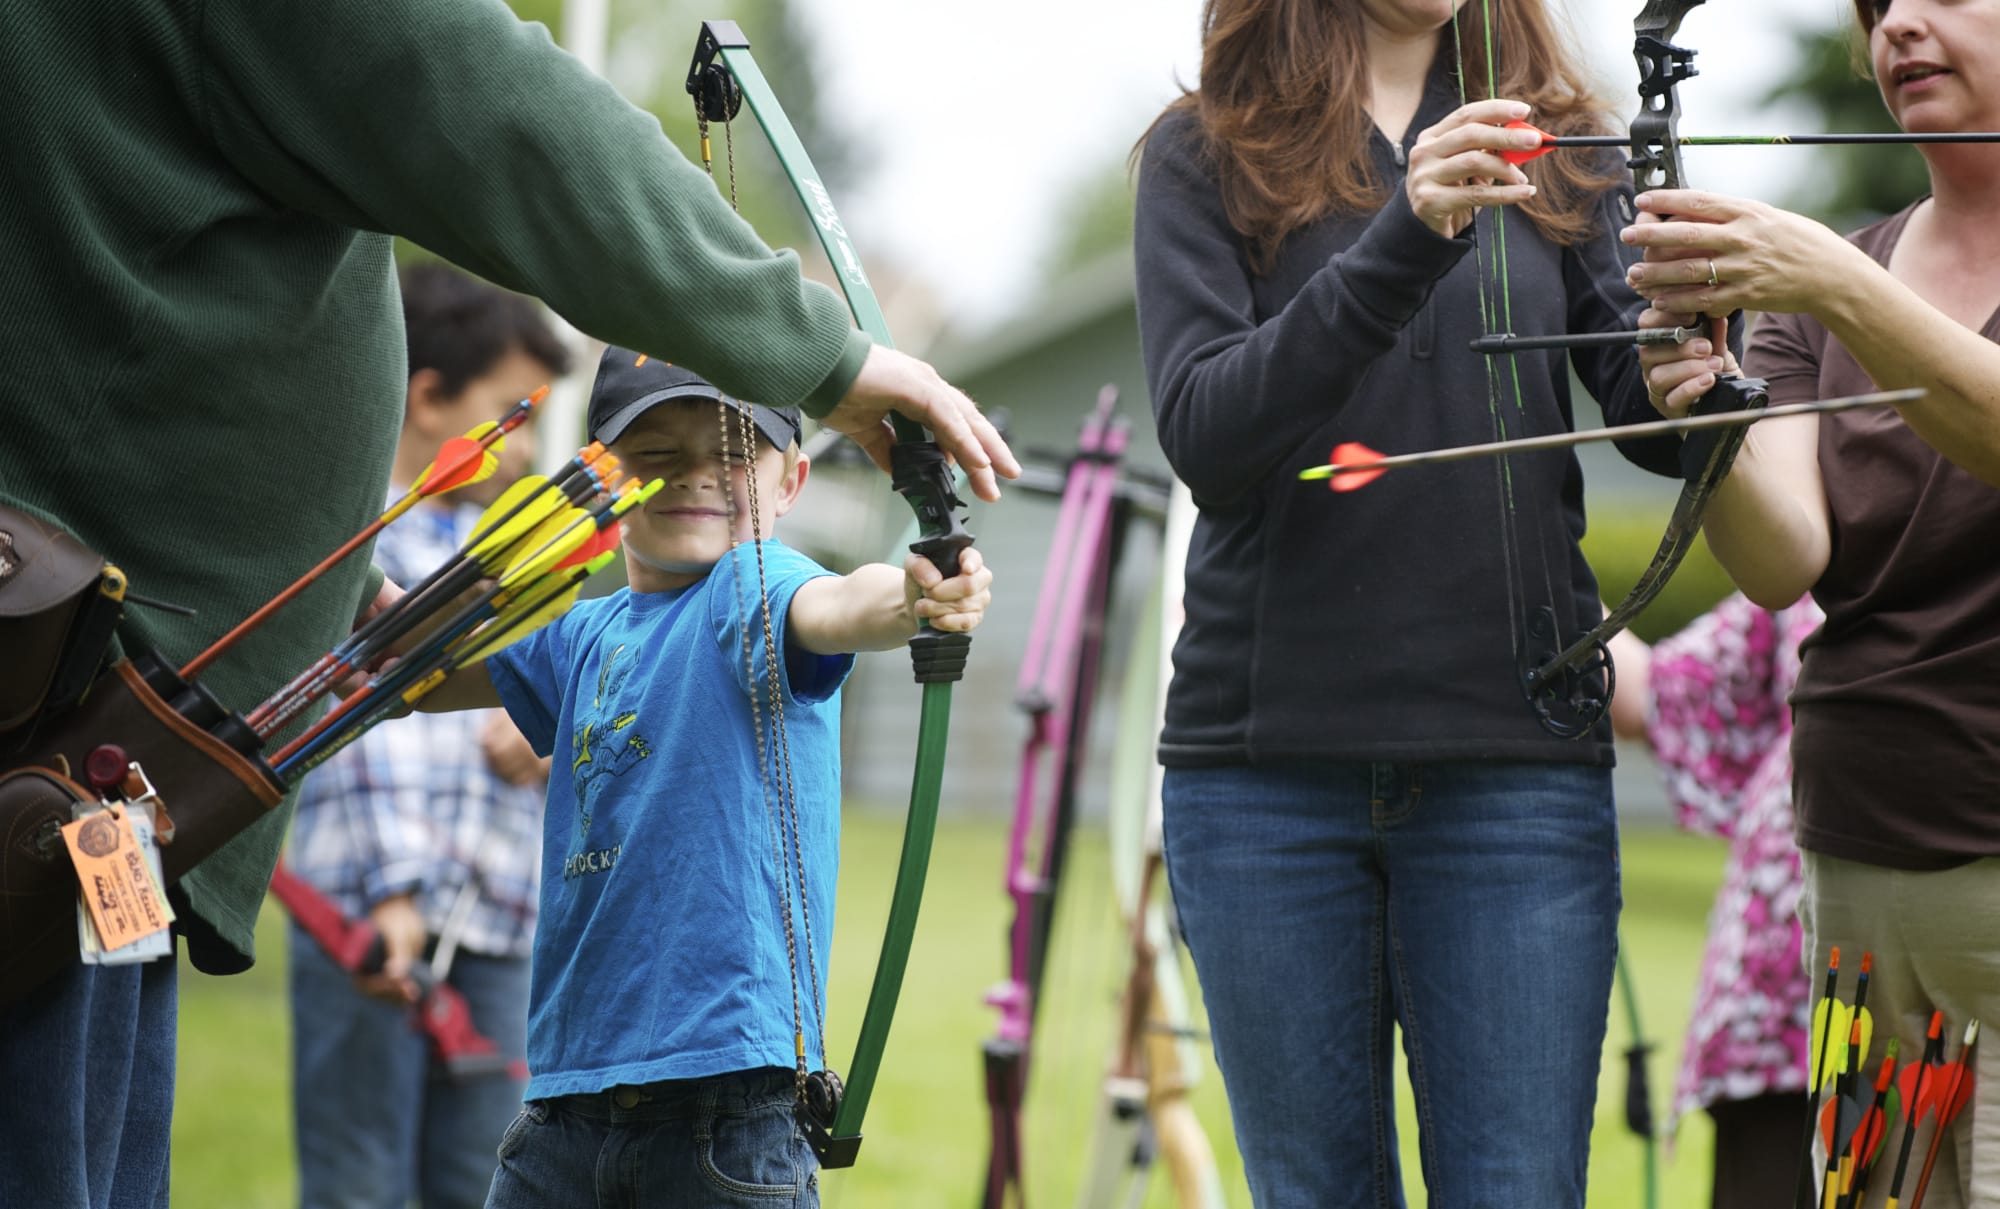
top-left (61, 806), bottom-right (171, 951)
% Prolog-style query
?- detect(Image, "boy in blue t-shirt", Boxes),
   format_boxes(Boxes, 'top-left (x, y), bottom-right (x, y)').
top-left (422, 346), bottom-right (992, 1208)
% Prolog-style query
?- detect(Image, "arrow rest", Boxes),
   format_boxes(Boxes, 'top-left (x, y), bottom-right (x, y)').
top-left (1519, 606), bottom-right (1615, 739)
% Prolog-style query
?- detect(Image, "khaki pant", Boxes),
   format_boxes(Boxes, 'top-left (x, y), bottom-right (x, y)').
top-left (1800, 852), bottom-right (2000, 1209)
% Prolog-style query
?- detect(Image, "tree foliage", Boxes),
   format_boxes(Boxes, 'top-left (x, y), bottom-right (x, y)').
top-left (402, 0), bottom-right (860, 267)
top-left (1038, 165), bottom-right (1138, 281)
top-left (1761, 21), bottom-right (1932, 228)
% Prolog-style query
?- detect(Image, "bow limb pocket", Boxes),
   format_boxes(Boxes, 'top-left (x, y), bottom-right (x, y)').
top-left (0, 507), bottom-right (283, 1006)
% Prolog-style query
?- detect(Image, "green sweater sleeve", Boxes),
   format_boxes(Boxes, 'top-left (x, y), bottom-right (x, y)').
top-left (197, 0), bottom-right (868, 410)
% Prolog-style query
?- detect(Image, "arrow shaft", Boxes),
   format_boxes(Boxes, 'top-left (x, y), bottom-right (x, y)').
top-left (1302, 389), bottom-right (1919, 481)
top-left (1471, 326), bottom-right (1697, 353)
top-left (1540, 131), bottom-right (2000, 148)
top-left (249, 458), bottom-right (606, 730)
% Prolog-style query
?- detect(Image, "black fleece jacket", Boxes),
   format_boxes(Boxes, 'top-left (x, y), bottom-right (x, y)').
top-left (1136, 73), bottom-right (1681, 768)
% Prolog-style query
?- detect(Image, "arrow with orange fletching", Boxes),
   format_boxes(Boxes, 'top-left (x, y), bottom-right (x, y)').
top-left (1496, 120), bottom-right (2000, 167)
top-left (1906, 1018), bottom-right (1978, 1209)
top-left (1883, 1012), bottom-right (1948, 1209)
top-left (1299, 390), bottom-right (1917, 492)
top-left (179, 386), bottom-right (548, 680)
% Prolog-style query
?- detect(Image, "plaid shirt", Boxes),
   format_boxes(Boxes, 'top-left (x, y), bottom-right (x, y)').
top-left (286, 496), bottom-right (545, 959)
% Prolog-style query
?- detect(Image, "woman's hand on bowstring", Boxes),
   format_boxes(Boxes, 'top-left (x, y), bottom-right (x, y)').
top-left (1405, 99), bottom-right (1543, 238)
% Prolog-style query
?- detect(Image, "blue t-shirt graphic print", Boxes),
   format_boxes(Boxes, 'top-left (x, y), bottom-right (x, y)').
top-left (488, 541), bottom-right (853, 1099)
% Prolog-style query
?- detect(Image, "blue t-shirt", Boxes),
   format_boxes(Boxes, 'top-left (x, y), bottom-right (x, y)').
top-left (487, 541), bottom-right (853, 1098)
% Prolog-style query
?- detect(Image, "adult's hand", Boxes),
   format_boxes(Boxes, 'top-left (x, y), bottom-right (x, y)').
top-left (357, 892), bottom-right (428, 1004)
top-left (331, 574), bottom-right (408, 700)
top-left (1623, 189), bottom-right (1857, 321)
top-left (1634, 307), bottom-right (1734, 420)
top-left (1405, 99), bottom-right (1542, 239)
top-left (818, 344), bottom-right (1022, 503)
top-left (480, 712), bottom-right (550, 788)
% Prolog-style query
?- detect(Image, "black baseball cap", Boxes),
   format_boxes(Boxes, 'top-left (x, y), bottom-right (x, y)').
top-left (586, 346), bottom-right (803, 452)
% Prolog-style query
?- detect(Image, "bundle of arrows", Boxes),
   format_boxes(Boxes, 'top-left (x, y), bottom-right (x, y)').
top-left (1797, 948), bottom-right (1980, 1209)
top-left (181, 388), bottom-right (656, 784)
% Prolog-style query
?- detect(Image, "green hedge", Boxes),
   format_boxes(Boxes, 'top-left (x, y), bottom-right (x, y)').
top-left (1580, 508), bottom-right (1738, 642)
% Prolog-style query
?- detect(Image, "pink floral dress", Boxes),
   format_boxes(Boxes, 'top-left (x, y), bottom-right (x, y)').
top-left (1644, 592), bottom-right (1823, 1131)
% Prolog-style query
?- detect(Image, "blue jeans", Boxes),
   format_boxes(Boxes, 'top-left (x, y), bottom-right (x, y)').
top-left (483, 1068), bottom-right (818, 1209)
top-left (290, 921), bottom-right (530, 1209)
top-left (0, 957), bottom-right (178, 1209)
top-left (1163, 760), bottom-right (1619, 1209)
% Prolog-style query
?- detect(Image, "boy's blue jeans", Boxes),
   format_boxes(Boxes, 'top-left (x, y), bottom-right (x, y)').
top-left (483, 1067), bottom-right (818, 1209)
top-left (1162, 760), bottom-right (1619, 1209)
top-left (0, 957), bottom-right (177, 1209)
top-left (289, 921), bottom-right (530, 1209)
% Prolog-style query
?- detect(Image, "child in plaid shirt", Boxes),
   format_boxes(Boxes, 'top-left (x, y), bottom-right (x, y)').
top-left (285, 263), bottom-right (568, 1209)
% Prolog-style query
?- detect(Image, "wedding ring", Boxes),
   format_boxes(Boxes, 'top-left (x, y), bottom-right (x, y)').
top-left (1706, 259), bottom-right (1720, 287)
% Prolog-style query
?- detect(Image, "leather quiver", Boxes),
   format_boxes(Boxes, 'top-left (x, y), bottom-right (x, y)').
top-left (0, 660), bottom-right (283, 1006)
top-left (0, 503), bottom-right (111, 736)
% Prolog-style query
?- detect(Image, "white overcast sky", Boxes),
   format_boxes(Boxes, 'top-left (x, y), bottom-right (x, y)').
top-left (790, 0), bottom-right (1863, 326)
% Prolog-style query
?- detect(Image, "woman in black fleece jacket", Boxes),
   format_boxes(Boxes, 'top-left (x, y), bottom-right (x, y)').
top-left (1134, 1), bottom-right (1679, 1204)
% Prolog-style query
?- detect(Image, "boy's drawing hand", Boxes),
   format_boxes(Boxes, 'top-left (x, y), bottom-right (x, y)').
top-left (905, 546), bottom-right (992, 634)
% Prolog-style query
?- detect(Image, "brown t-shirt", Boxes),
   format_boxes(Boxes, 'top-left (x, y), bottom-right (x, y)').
top-left (1746, 204), bottom-right (2000, 870)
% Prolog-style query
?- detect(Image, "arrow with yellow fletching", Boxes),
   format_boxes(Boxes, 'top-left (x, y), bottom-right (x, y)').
top-left (271, 478), bottom-right (654, 776)
top-left (249, 444), bottom-right (615, 734)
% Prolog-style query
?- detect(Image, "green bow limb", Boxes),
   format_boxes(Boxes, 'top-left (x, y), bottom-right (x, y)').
top-left (686, 20), bottom-right (972, 1171)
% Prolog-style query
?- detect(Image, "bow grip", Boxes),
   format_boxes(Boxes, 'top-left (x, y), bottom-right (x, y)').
top-left (891, 439), bottom-right (972, 580)
top-left (1677, 374), bottom-right (1769, 482)
top-left (891, 439), bottom-right (974, 685)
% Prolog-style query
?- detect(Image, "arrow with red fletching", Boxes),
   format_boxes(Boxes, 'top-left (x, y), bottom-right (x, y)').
top-left (1497, 120), bottom-right (2000, 167)
top-left (1907, 1019), bottom-right (1978, 1209)
top-left (179, 386), bottom-right (548, 680)
top-left (1300, 391), bottom-right (1917, 490)
top-left (1883, 1011), bottom-right (1947, 1209)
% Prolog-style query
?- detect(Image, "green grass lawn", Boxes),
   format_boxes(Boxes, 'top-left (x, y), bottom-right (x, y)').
top-left (173, 814), bottom-right (1725, 1208)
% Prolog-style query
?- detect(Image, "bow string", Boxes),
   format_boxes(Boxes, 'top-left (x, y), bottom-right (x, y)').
top-left (1458, 0), bottom-right (1772, 738)
top-left (686, 20), bottom-right (974, 1171)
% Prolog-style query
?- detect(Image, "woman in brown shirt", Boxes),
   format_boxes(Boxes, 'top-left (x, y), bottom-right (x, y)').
top-left (1619, 2), bottom-right (2000, 1206)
